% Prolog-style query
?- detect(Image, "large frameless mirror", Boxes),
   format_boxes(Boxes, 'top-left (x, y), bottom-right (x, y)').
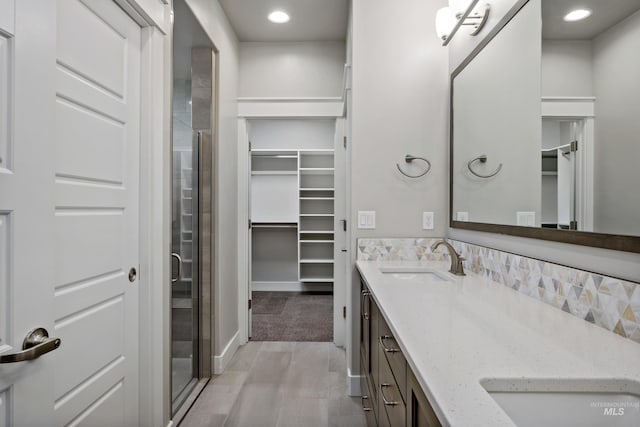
top-left (450, 0), bottom-right (640, 252)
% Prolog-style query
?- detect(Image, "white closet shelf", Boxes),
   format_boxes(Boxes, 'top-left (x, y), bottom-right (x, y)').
top-left (299, 278), bottom-right (334, 283)
top-left (298, 149), bottom-right (334, 154)
top-left (252, 222), bottom-right (298, 228)
top-left (251, 149), bottom-right (298, 156)
top-left (299, 214), bottom-right (334, 217)
top-left (299, 230), bottom-right (335, 234)
top-left (299, 188), bottom-right (335, 191)
top-left (300, 197), bottom-right (334, 200)
top-left (251, 171), bottom-right (297, 176)
top-left (299, 168), bottom-right (335, 174)
top-left (299, 240), bottom-right (334, 243)
top-left (299, 259), bottom-right (335, 263)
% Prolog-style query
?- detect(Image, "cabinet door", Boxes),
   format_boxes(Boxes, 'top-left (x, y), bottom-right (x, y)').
top-left (406, 370), bottom-right (442, 427)
top-left (370, 294), bottom-right (380, 399)
top-left (360, 282), bottom-right (371, 377)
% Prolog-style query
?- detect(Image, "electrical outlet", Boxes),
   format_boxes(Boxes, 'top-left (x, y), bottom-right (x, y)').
top-left (358, 211), bottom-right (376, 229)
top-left (422, 212), bottom-right (434, 230)
top-left (517, 211), bottom-right (535, 227)
top-left (456, 211), bottom-right (469, 221)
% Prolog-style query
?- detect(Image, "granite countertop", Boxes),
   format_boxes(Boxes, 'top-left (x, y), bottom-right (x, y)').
top-left (356, 260), bottom-right (640, 427)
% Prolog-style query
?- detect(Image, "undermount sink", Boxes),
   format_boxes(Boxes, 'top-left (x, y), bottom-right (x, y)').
top-left (481, 378), bottom-right (640, 427)
top-left (378, 266), bottom-right (452, 282)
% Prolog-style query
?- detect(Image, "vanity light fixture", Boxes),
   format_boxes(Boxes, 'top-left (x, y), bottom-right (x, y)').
top-left (435, 0), bottom-right (491, 46)
top-left (268, 10), bottom-right (290, 24)
top-left (563, 8), bottom-right (592, 22)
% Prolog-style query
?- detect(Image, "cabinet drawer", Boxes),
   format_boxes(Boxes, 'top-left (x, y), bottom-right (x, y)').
top-left (407, 369), bottom-right (442, 427)
top-left (378, 346), bottom-right (406, 427)
top-left (378, 315), bottom-right (407, 404)
top-left (361, 353), bottom-right (378, 421)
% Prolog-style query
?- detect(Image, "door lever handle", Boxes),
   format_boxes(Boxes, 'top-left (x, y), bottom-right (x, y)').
top-left (171, 252), bottom-right (182, 283)
top-left (0, 328), bottom-right (61, 364)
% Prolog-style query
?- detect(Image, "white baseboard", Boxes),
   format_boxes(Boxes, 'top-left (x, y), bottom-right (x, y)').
top-left (347, 368), bottom-right (362, 396)
top-left (213, 330), bottom-right (240, 374)
top-left (252, 281), bottom-right (333, 292)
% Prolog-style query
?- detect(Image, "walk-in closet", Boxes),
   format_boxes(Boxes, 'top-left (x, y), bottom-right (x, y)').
top-left (248, 119), bottom-right (342, 342)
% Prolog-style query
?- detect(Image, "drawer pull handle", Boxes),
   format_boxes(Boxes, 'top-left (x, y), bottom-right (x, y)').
top-left (361, 395), bottom-right (372, 411)
top-left (380, 383), bottom-right (398, 406)
top-left (379, 335), bottom-right (400, 353)
top-left (361, 290), bottom-right (370, 320)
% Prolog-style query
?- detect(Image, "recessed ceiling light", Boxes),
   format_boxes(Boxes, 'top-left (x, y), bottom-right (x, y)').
top-left (563, 9), bottom-right (592, 22)
top-left (268, 10), bottom-right (290, 24)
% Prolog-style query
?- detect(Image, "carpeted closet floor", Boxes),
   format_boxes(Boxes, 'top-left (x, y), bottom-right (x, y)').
top-left (251, 292), bottom-right (333, 342)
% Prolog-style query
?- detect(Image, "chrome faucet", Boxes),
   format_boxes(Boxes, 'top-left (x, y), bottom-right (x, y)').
top-left (431, 240), bottom-right (466, 276)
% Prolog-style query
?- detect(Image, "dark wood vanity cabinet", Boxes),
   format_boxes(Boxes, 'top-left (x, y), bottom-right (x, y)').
top-left (360, 281), bottom-right (380, 424)
top-left (407, 369), bottom-right (442, 427)
top-left (360, 279), bottom-right (442, 427)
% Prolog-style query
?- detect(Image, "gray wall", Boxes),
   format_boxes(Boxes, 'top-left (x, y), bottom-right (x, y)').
top-left (447, 0), bottom-right (640, 282)
top-left (593, 10), bottom-right (640, 236)
top-left (239, 42), bottom-right (346, 98)
top-left (452, 0), bottom-right (541, 226)
top-left (185, 0), bottom-right (240, 364)
top-left (350, 0), bottom-right (449, 238)
top-left (541, 40), bottom-right (593, 97)
top-left (348, 0), bottom-right (449, 387)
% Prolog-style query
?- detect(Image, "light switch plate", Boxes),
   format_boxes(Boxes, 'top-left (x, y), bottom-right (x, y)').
top-left (422, 212), bottom-right (434, 230)
top-left (358, 211), bottom-right (376, 229)
top-left (516, 211), bottom-right (536, 227)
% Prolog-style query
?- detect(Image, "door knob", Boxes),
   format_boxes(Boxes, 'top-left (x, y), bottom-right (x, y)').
top-left (0, 327), bottom-right (61, 364)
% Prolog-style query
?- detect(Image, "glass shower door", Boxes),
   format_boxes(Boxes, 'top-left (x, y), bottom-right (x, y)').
top-left (171, 131), bottom-right (200, 414)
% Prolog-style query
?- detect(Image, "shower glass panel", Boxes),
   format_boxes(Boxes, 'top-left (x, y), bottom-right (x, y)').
top-left (171, 126), bottom-right (200, 414)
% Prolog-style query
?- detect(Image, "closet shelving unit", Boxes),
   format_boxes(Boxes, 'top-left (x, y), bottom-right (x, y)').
top-left (250, 148), bottom-right (336, 288)
top-left (179, 150), bottom-right (193, 283)
top-left (298, 150), bottom-right (335, 284)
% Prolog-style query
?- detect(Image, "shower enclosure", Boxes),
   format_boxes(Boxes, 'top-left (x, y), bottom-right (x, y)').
top-left (171, 0), bottom-right (215, 417)
top-left (171, 82), bottom-right (201, 412)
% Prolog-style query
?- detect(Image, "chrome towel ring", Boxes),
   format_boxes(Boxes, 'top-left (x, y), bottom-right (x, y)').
top-left (467, 155), bottom-right (502, 178)
top-left (396, 155), bottom-right (432, 178)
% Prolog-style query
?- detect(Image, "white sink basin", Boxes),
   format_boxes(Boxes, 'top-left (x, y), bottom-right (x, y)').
top-left (378, 266), bottom-right (452, 282)
top-left (481, 378), bottom-right (640, 427)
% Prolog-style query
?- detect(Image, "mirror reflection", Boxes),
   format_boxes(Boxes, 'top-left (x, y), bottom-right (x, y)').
top-left (452, 0), bottom-right (640, 238)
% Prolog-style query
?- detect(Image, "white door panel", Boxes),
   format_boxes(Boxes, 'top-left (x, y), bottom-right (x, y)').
top-left (0, 0), bottom-right (143, 425)
top-left (53, 0), bottom-right (141, 425)
top-left (55, 99), bottom-right (125, 184)
top-left (57, 0), bottom-right (128, 98)
top-left (0, 0), bottom-right (57, 426)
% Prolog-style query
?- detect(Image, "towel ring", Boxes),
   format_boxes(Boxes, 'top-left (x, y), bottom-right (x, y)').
top-left (396, 155), bottom-right (431, 178)
top-left (467, 155), bottom-right (502, 178)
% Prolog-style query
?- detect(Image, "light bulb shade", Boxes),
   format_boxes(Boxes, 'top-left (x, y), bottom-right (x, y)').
top-left (435, 7), bottom-right (456, 40)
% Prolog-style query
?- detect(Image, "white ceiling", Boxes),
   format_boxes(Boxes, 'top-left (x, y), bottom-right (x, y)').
top-left (543, 0), bottom-right (640, 40)
top-left (173, 0), bottom-right (214, 80)
top-left (219, 0), bottom-right (349, 42)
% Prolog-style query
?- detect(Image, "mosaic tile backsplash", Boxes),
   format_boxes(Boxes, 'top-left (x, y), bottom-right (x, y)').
top-left (357, 238), bottom-right (640, 344)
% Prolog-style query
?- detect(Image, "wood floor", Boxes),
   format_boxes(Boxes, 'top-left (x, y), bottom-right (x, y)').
top-left (180, 341), bottom-right (366, 427)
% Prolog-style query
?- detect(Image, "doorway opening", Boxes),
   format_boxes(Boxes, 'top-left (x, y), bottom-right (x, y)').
top-left (247, 119), bottom-right (346, 343)
top-left (541, 116), bottom-right (594, 232)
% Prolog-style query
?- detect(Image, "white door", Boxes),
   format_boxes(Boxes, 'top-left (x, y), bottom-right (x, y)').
top-left (0, 0), bottom-right (142, 425)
